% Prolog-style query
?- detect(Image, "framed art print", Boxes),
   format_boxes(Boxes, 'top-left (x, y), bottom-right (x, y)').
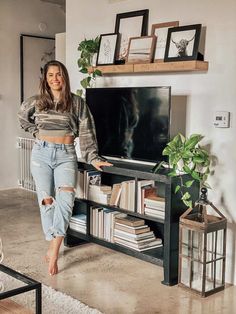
top-left (127, 36), bottom-right (156, 64)
top-left (114, 9), bottom-right (149, 62)
top-left (96, 33), bottom-right (119, 66)
top-left (151, 21), bottom-right (179, 62)
top-left (164, 24), bottom-right (202, 62)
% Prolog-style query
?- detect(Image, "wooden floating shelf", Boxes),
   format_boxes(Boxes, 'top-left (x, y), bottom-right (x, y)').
top-left (93, 64), bottom-right (133, 74)
top-left (90, 60), bottom-right (208, 75)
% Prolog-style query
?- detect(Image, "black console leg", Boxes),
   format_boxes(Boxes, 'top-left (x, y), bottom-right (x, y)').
top-left (64, 234), bottom-right (87, 247)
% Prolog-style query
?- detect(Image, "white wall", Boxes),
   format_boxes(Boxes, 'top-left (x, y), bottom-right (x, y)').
top-left (56, 32), bottom-right (66, 64)
top-left (66, 0), bottom-right (236, 284)
top-left (0, 0), bottom-right (65, 188)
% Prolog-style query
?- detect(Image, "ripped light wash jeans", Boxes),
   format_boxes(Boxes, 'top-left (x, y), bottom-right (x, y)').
top-left (31, 139), bottom-right (77, 241)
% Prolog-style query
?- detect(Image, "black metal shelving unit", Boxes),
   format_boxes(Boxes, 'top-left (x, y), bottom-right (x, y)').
top-left (65, 163), bottom-right (199, 286)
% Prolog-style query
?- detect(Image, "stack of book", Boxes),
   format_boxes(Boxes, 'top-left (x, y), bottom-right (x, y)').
top-left (144, 195), bottom-right (165, 219)
top-left (88, 184), bottom-right (112, 204)
top-left (114, 215), bottom-right (162, 251)
top-left (137, 180), bottom-right (155, 214)
top-left (69, 214), bottom-right (87, 234)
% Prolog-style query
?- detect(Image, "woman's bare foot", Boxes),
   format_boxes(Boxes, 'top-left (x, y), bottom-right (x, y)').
top-left (48, 256), bottom-right (58, 276)
top-left (47, 236), bottom-right (63, 276)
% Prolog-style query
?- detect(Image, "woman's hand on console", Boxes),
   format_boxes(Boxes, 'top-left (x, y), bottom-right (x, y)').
top-left (91, 160), bottom-right (113, 171)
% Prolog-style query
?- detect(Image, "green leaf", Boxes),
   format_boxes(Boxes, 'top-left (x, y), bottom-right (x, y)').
top-left (80, 77), bottom-right (91, 89)
top-left (94, 69), bottom-right (102, 76)
top-left (184, 180), bottom-right (194, 188)
top-left (168, 171), bottom-right (178, 177)
top-left (183, 165), bottom-right (192, 174)
top-left (79, 67), bottom-right (88, 74)
top-left (191, 170), bottom-right (201, 181)
top-left (76, 89), bottom-right (83, 97)
top-left (185, 134), bottom-right (203, 150)
top-left (175, 185), bottom-right (181, 193)
top-left (182, 191), bottom-right (191, 200)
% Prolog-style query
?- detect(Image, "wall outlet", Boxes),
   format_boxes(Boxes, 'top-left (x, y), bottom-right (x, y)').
top-left (213, 111), bottom-right (230, 128)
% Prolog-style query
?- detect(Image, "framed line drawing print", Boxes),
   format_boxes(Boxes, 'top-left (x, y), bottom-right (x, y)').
top-left (114, 9), bottom-right (149, 62)
top-left (151, 21), bottom-right (179, 62)
top-left (96, 33), bottom-right (119, 66)
top-left (127, 36), bottom-right (156, 64)
top-left (20, 34), bottom-right (55, 102)
top-left (164, 24), bottom-right (202, 62)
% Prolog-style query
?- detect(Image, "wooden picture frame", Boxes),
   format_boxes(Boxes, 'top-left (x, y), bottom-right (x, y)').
top-left (164, 24), bottom-right (202, 62)
top-left (20, 34), bottom-right (55, 102)
top-left (126, 36), bottom-right (156, 64)
top-left (151, 21), bottom-right (179, 62)
top-left (96, 33), bottom-right (119, 66)
top-left (114, 9), bottom-right (149, 62)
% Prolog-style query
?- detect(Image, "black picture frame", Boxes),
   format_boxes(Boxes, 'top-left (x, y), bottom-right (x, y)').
top-left (114, 9), bottom-right (149, 62)
top-left (20, 34), bottom-right (55, 103)
top-left (164, 24), bottom-right (202, 62)
top-left (96, 33), bottom-right (119, 66)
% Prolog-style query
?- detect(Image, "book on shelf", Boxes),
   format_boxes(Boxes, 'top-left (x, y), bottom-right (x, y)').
top-left (109, 183), bottom-right (122, 206)
top-left (69, 222), bottom-right (86, 234)
top-left (69, 214), bottom-right (87, 234)
top-left (89, 184), bottom-right (112, 194)
top-left (137, 180), bottom-right (155, 214)
top-left (144, 195), bottom-right (165, 209)
top-left (70, 213), bottom-right (87, 223)
top-left (115, 222), bottom-right (151, 235)
top-left (115, 215), bottom-right (145, 227)
top-left (119, 180), bottom-right (135, 211)
top-left (75, 170), bottom-right (85, 199)
top-left (90, 206), bottom-right (125, 241)
top-left (114, 228), bottom-right (155, 241)
top-left (85, 170), bottom-right (101, 198)
top-left (114, 236), bottom-right (162, 247)
top-left (90, 194), bottom-right (111, 205)
top-left (144, 207), bottom-right (165, 219)
top-left (114, 237), bottom-right (163, 252)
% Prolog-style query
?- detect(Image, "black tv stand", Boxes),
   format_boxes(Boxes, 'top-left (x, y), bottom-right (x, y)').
top-left (65, 162), bottom-right (199, 286)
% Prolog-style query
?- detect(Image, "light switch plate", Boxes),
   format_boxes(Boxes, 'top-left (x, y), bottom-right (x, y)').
top-left (213, 111), bottom-right (230, 128)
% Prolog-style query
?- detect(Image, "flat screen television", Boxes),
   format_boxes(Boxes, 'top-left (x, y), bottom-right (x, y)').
top-left (86, 86), bottom-right (171, 165)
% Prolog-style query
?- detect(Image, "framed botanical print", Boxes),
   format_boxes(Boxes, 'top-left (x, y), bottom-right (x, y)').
top-left (96, 33), bottom-right (119, 66)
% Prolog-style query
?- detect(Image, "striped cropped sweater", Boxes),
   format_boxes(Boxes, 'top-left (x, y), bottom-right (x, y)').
top-left (18, 93), bottom-right (102, 164)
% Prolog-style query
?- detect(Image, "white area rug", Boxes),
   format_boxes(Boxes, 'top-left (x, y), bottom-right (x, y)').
top-left (0, 273), bottom-right (102, 314)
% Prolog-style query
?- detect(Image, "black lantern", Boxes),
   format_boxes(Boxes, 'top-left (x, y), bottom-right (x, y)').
top-left (178, 188), bottom-right (227, 297)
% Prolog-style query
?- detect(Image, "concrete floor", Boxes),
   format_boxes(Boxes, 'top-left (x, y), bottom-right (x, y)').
top-left (0, 188), bottom-right (236, 314)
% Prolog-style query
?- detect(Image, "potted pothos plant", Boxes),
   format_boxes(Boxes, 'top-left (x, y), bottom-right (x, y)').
top-left (153, 133), bottom-right (211, 207)
top-left (77, 36), bottom-right (102, 97)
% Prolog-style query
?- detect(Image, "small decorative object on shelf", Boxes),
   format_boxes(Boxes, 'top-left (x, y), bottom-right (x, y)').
top-left (178, 188), bottom-right (227, 297)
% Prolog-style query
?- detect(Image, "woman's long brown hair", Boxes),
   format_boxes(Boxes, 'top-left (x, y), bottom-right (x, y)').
top-left (37, 60), bottom-right (73, 112)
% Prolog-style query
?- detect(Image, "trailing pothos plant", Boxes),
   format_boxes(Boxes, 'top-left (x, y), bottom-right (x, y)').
top-left (77, 36), bottom-right (102, 97)
top-left (153, 133), bottom-right (211, 208)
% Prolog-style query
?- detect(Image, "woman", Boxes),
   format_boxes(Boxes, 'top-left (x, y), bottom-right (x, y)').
top-left (18, 60), bottom-right (112, 276)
